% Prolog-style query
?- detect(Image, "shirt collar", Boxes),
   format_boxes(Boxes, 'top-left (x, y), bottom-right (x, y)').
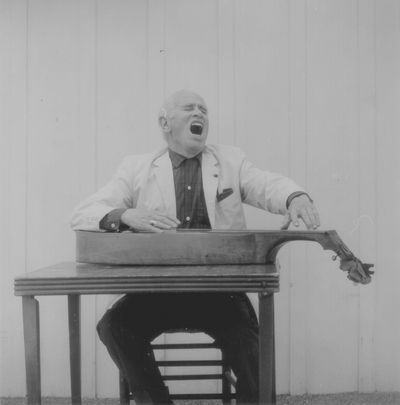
top-left (168, 148), bottom-right (203, 169)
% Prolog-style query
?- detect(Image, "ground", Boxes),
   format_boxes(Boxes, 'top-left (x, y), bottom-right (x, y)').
top-left (1, 392), bottom-right (400, 405)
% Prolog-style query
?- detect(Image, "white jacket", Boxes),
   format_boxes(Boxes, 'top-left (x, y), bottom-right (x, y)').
top-left (70, 144), bottom-right (303, 231)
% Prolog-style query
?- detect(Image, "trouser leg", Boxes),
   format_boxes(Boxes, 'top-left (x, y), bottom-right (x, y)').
top-left (97, 295), bottom-right (173, 404)
top-left (211, 294), bottom-right (259, 405)
top-left (97, 292), bottom-right (259, 405)
top-left (165, 292), bottom-right (259, 404)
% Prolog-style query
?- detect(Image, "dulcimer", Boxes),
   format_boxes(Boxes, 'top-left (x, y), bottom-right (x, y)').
top-left (76, 229), bottom-right (374, 285)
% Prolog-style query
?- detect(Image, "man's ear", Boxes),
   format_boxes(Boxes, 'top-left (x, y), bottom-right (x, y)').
top-left (159, 116), bottom-right (171, 133)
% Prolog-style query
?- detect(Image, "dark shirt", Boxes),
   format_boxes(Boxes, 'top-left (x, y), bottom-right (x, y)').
top-left (100, 149), bottom-right (211, 231)
top-left (168, 149), bottom-right (211, 229)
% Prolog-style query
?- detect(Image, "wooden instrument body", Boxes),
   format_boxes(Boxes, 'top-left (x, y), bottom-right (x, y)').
top-left (75, 229), bottom-right (355, 265)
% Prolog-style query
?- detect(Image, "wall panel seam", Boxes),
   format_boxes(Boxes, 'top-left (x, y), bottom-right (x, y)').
top-left (24, 0), bottom-right (29, 275)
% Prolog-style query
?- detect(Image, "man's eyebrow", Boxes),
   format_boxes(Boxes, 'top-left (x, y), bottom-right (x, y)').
top-left (183, 103), bottom-right (208, 111)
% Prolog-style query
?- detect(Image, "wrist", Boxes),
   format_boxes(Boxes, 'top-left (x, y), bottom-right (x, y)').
top-left (286, 192), bottom-right (313, 208)
top-left (100, 208), bottom-right (129, 231)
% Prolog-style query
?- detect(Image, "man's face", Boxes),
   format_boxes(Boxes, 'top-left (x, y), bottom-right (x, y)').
top-left (165, 92), bottom-right (209, 157)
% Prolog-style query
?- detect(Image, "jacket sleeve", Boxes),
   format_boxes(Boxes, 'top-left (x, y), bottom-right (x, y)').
top-left (69, 157), bottom-right (135, 231)
top-left (237, 149), bottom-right (305, 215)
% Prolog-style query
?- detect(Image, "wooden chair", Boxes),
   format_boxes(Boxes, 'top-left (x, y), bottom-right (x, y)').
top-left (119, 334), bottom-right (236, 404)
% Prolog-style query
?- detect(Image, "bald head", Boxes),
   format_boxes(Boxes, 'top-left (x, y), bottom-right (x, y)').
top-left (158, 90), bottom-right (205, 121)
top-left (158, 90), bottom-right (209, 158)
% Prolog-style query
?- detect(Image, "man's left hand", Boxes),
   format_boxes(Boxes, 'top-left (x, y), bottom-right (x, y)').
top-left (280, 195), bottom-right (320, 231)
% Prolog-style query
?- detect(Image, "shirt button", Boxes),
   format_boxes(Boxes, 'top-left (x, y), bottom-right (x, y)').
top-left (214, 174), bottom-right (218, 177)
top-left (187, 186), bottom-right (192, 190)
top-left (111, 223), bottom-right (116, 228)
top-left (186, 216), bottom-right (190, 221)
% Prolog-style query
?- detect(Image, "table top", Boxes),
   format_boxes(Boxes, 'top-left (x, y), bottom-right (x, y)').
top-left (14, 262), bottom-right (279, 296)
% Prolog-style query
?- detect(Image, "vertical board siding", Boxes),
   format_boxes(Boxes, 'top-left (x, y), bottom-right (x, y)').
top-left (217, 0), bottom-right (235, 146)
top-left (78, 2), bottom-right (100, 397)
top-left (1, 0), bottom-right (28, 396)
top-left (96, 0), bottom-right (149, 185)
top-left (357, 0), bottom-right (377, 393)
top-left (147, 0), bottom-right (167, 152)
top-left (288, 0), bottom-right (308, 395)
top-left (375, 0), bottom-right (400, 392)
top-left (305, 0), bottom-right (360, 394)
top-left (26, 0), bottom-right (82, 395)
top-left (1, 0), bottom-right (399, 398)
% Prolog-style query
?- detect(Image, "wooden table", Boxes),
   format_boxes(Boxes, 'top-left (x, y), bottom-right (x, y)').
top-left (15, 230), bottom-right (356, 405)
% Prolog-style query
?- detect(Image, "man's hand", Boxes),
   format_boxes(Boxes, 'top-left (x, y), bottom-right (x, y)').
top-left (121, 209), bottom-right (181, 233)
top-left (280, 195), bottom-right (320, 231)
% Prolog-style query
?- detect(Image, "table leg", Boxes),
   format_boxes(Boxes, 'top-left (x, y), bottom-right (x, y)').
top-left (258, 293), bottom-right (276, 405)
top-left (22, 296), bottom-right (41, 405)
top-left (68, 295), bottom-right (82, 405)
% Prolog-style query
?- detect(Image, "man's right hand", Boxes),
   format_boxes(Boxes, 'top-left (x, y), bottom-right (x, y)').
top-left (121, 209), bottom-right (181, 233)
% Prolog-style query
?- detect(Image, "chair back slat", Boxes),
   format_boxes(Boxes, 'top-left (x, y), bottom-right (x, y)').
top-left (119, 337), bottom-right (236, 404)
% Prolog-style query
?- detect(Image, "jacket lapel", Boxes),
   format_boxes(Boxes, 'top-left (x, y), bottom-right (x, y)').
top-left (201, 147), bottom-right (219, 228)
top-left (154, 150), bottom-right (176, 217)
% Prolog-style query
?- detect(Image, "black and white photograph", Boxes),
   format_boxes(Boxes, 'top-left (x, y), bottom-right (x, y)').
top-left (1, 1), bottom-right (399, 404)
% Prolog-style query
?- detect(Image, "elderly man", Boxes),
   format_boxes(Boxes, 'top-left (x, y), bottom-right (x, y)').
top-left (70, 90), bottom-right (320, 404)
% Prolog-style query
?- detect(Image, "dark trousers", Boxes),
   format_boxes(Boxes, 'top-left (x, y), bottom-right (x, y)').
top-left (97, 292), bottom-right (259, 404)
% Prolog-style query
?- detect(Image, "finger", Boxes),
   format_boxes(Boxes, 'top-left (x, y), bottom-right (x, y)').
top-left (153, 214), bottom-right (181, 228)
top-left (159, 213), bottom-right (181, 225)
top-left (313, 207), bottom-right (321, 228)
top-left (290, 207), bottom-right (300, 228)
top-left (302, 206), bottom-right (320, 230)
top-left (145, 221), bottom-right (165, 234)
top-left (280, 213), bottom-right (291, 230)
top-left (150, 219), bottom-right (176, 230)
top-left (169, 217), bottom-right (181, 226)
top-left (299, 207), bottom-right (314, 230)
top-left (307, 206), bottom-right (320, 229)
top-left (151, 217), bottom-right (180, 230)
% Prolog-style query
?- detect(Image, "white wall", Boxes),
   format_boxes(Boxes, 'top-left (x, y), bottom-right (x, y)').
top-left (1, 0), bottom-right (399, 398)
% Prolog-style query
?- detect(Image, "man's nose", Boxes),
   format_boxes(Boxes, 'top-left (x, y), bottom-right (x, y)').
top-left (193, 106), bottom-right (203, 116)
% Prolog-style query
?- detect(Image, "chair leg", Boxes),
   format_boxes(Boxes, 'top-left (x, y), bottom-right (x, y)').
top-left (119, 371), bottom-right (130, 405)
top-left (222, 350), bottom-right (233, 404)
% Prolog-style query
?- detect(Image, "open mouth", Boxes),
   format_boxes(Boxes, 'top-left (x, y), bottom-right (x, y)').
top-left (190, 122), bottom-right (203, 135)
